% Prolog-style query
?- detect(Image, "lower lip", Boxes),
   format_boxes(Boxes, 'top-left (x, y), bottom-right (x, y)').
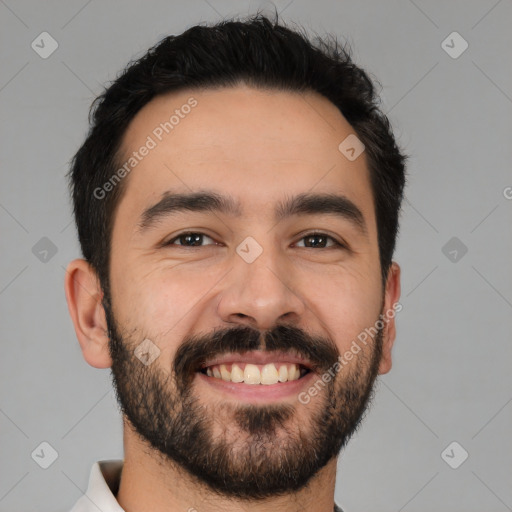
top-left (196, 371), bottom-right (317, 403)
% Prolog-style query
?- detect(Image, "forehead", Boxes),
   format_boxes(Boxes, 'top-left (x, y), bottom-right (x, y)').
top-left (115, 84), bottom-right (376, 232)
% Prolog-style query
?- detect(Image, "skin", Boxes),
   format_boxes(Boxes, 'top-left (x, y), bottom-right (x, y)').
top-left (65, 84), bottom-right (401, 512)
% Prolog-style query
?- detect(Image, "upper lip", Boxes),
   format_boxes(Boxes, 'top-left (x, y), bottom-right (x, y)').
top-left (199, 350), bottom-right (313, 370)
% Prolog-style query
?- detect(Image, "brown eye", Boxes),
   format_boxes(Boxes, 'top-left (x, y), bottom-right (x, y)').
top-left (295, 232), bottom-right (344, 249)
top-left (165, 232), bottom-right (216, 247)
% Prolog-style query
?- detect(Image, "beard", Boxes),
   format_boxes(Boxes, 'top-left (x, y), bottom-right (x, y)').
top-left (104, 291), bottom-right (384, 501)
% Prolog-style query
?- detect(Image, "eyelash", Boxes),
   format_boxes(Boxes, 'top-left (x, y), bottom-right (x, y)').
top-left (163, 231), bottom-right (346, 250)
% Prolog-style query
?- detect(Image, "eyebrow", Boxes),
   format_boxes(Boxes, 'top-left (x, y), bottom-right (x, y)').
top-left (136, 189), bottom-right (368, 237)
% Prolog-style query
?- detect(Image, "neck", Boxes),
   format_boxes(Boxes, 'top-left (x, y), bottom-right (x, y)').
top-left (116, 426), bottom-right (338, 512)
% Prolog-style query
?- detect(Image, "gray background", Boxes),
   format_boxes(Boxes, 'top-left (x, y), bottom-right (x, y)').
top-left (1, 1), bottom-right (511, 511)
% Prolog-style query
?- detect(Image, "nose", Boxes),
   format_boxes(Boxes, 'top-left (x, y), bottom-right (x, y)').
top-left (216, 243), bottom-right (306, 331)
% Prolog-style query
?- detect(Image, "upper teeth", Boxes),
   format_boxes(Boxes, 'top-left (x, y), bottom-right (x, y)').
top-left (204, 363), bottom-right (303, 384)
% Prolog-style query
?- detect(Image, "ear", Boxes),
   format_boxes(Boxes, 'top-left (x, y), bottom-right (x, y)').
top-left (378, 261), bottom-right (401, 375)
top-left (64, 259), bottom-right (112, 368)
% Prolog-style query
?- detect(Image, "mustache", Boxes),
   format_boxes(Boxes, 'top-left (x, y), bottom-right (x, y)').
top-left (173, 324), bottom-right (340, 388)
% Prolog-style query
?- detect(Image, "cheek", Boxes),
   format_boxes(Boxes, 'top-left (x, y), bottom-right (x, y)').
top-left (109, 270), bottom-right (207, 371)
top-left (117, 265), bottom-right (219, 333)
top-left (303, 268), bottom-right (382, 351)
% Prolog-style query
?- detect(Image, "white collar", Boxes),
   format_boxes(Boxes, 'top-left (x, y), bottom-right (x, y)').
top-left (69, 460), bottom-right (124, 512)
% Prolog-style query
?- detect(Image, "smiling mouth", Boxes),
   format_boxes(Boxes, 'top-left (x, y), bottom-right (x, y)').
top-left (198, 361), bottom-right (311, 385)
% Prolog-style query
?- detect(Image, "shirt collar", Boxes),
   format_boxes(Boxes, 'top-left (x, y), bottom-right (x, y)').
top-left (69, 460), bottom-right (125, 512)
top-left (69, 459), bottom-right (344, 512)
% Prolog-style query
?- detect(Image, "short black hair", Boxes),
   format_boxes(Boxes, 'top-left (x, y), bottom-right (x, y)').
top-left (67, 11), bottom-right (406, 297)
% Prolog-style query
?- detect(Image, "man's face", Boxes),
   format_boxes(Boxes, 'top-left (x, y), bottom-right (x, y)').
top-left (104, 85), bottom-right (398, 498)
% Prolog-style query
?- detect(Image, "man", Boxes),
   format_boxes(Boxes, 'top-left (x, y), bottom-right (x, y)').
top-left (65, 12), bottom-right (405, 512)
